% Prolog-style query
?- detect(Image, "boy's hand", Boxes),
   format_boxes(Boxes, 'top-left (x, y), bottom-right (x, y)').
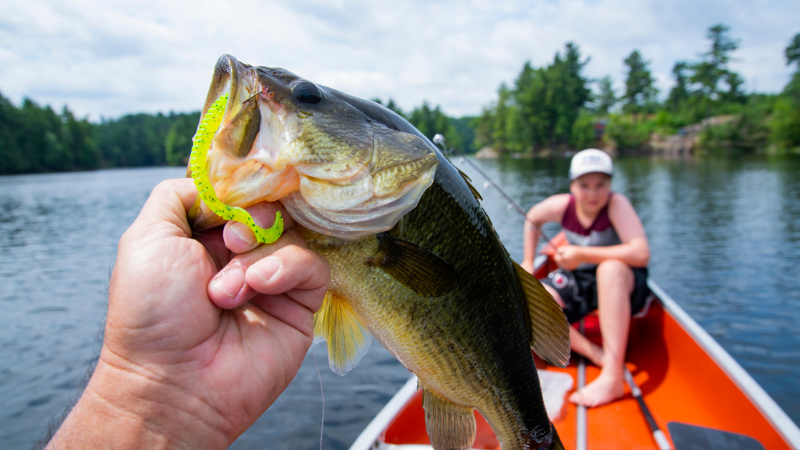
top-left (554, 245), bottom-right (584, 271)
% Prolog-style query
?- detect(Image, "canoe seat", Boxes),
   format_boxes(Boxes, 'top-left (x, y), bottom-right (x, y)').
top-left (668, 422), bottom-right (766, 450)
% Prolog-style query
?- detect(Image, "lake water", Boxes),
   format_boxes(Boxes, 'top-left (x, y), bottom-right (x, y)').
top-left (1, 155), bottom-right (798, 449)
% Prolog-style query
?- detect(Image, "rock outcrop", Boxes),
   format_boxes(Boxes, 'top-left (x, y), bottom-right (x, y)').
top-left (648, 115), bottom-right (735, 156)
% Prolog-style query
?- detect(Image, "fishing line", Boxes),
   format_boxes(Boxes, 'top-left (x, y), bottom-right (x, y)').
top-left (432, 135), bottom-right (557, 254)
top-left (311, 344), bottom-right (325, 450)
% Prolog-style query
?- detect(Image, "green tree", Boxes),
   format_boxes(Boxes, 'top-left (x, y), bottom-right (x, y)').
top-left (0, 93), bottom-right (100, 174)
top-left (569, 110), bottom-right (596, 150)
top-left (61, 106), bottom-right (100, 170)
top-left (165, 112), bottom-right (201, 166)
top-left (0, 93), bottom-right (20, 174)
top-left (606, 114), bottom-right (651, 154)
top-left (622, 50), bottom-right (658, 117)
top-left (514, 43), bottom-right (591, 150)
top-left (407, 102), bottom-right (462, 151)
top-left (786, 33), bottom-right (800, 67)
top-left (666, 61), bottom-right (690, 112)
top-left (513, 61), bottom-right (542, 149)
top-left (492, 83), bottom-right (514, 149)
top-left (450, 116), bottom-right (477, 153)
top-left (473, 104), bottom-right (496, 149)
top-left (771, 32), bottom-right (800, 148)
top-left (690, 24), bottom-right (739, 102)
top-left (595, 76), bottom-right (617, 116)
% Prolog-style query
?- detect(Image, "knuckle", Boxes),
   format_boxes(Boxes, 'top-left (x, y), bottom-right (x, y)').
top-left (281, 229), bottom-right (308, 248)
top-left (151, 179), bottom-right (175, 196)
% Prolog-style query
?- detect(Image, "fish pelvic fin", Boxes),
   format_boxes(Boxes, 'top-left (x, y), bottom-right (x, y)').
top-left (313, 291), bottom-right (372, 376)
top-left (369, 234), bottom-right (457, 297)
top-left (422, 387), bottom-right (477, 450)
top-left (512, 261), bottom-right (571, 368)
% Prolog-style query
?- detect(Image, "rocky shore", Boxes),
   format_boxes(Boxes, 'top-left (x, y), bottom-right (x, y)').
top-left (473, 115), bottom-right (738, 159)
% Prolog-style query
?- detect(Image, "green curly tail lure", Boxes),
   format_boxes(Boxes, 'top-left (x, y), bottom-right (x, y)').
top-left (189, 93), bottom-right (283, 244)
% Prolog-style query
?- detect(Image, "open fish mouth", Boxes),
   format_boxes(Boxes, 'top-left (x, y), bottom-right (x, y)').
top-left (189, 55), bottom-right (438, 241)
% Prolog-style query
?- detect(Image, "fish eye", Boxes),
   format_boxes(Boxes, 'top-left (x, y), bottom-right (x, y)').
top-left (292, 82), bottom-right (322, 104)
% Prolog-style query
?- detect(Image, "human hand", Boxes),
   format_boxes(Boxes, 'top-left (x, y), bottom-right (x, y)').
top-left (47, 179), bottom-right (330, 449)
top-left (554, 245), bottom-right (584, 271)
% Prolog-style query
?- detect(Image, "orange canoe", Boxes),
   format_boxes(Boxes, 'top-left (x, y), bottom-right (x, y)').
top-left (349, 234), bottom-right (800, 450)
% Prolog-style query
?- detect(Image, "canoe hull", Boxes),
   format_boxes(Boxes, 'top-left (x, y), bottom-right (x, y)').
top-left (350, 286), bottom-right (799, 450)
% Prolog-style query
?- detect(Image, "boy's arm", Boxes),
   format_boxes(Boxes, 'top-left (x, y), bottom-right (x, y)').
top-left (568, 194), bottom-right (650, 268)
top-left (521, 194), bottom-right (570, 273)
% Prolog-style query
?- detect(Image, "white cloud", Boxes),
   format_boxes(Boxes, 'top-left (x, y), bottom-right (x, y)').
top-left (0, 0), bottom-right (797, 119)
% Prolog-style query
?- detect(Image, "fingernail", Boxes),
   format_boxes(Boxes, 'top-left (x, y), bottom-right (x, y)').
top-left (254, 257), bottom-right (281, 282)
top-left (210, 268), bottom-right (245, 298)
top-left (230, 222), bottom-right (256, 247)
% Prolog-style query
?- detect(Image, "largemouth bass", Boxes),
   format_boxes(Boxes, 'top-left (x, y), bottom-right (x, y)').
top-left (189, 55), bottom-right (570, 450)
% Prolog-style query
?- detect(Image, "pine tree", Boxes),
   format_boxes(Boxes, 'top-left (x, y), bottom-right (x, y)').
top-left (595, 76), bottom-right (617, 116)
top-left (622, 50), bottom-right (658, 117)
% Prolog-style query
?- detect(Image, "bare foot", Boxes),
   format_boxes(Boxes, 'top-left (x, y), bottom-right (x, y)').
top-left (569, 371), bottom-right (625, 407)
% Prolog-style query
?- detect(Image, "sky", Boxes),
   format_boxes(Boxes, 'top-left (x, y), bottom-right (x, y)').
top-left (1, 0), bottom-right (798, 120)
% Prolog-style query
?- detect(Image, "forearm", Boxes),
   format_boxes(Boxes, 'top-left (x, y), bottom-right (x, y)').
top-left (578, 241), bottom-right (649, 268)
top-left (521, 220), bottom-right (541, 268)
top-left (47, 356), bottom-right (231, 450)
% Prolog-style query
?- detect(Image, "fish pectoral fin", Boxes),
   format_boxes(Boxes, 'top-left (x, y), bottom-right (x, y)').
top-left (370, 234), bottom-right (457, 297)
top-left (313, 291), bottom-right (372, 376)
top-left (422, 388), bottom-right (476, 450)
top-left (513, 261), bottom-right (571, 368)
top-left (457, 167), bottom-right (483, 202)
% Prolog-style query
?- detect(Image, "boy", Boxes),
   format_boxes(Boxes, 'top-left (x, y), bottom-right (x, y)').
top-left (520, 149), bottom-right (650, 407)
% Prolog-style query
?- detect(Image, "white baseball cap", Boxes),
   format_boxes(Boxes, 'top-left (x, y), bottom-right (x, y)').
top-left (569, 149), bottom-right (613, 181)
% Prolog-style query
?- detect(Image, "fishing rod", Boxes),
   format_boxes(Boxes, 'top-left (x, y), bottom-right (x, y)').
top-left (432, 134), bottom-right (556, 252)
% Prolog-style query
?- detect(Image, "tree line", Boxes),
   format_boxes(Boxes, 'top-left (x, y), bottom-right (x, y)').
top-left (1, 24), bottom-right (798, 175)
top-left (0, 95), bottom-right (201, 175)
top-left (474, 25), bottom-right (800, 154)
top-left (0, 91), bottom-right (471, 175)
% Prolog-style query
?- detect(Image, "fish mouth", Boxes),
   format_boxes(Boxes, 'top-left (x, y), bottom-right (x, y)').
top-left (190, 55), bottom-right (438, 241)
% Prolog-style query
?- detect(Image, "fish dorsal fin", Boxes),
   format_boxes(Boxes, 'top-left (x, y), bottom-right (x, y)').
top-left (313, 291), bottom-right (372, 376)
top-left (457, 167), bottom-right (483, 202)
top-left (370, 234), bottom-right (457, 297)
top-left (422, 387), bottom-right (476, 450)
top-left (512, 261), bottom-right (571, 367)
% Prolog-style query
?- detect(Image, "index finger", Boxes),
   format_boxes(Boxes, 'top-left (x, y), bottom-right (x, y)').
top-left (124, 179), bottom-right (198, 242)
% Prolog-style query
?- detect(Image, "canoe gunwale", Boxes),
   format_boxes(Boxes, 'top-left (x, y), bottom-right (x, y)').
top-left (350, 375), bottom-right (419, 450)
top-left (648, 279), bottom-right (800, 449)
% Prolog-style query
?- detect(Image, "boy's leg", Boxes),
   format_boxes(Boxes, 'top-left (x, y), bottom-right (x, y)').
top-left (542, 284), bottom-right (604, 367)
top-left (569, 259), bottom-right (634, 407)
